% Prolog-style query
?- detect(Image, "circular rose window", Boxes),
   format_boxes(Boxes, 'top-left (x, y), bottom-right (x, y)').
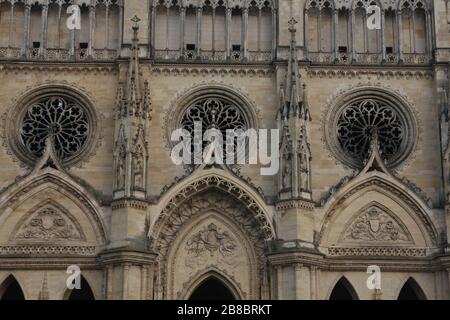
top-left (5, 89), bottom-right (98, 167)
top-left (325, 92), bottom-right (417, 169)
top-left (20, 96), bottom-right (90, 161)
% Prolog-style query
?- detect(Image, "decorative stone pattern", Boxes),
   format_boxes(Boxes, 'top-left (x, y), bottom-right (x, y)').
top-left (14, 206), bottom-right (84, 242)
top-left (328, 247), bottom-right (427, 257)
top-left (185, 223), bottom-right (237, 260)
top-left (342, 207), bottom-right (412, 243)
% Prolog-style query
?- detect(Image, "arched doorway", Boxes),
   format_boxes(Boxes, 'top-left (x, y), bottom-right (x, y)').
top-left (0, 275), bottom-right (25, 300)
top-left (329, 277), bottom-right (359, 300)
top-left (66, 276), bottom-right (95, 300)
top-left (398, 278), bottom-right (426, 300)
top-left (189, 277), bottom-right (236, 300)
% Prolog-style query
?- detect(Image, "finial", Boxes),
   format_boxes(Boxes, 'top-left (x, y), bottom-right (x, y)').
top-left (288, 17), bottom-right (298, 33)
top-left (131, 15), bottom-right (141, 30)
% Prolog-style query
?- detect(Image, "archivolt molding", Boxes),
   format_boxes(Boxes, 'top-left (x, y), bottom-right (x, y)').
top-left (320, 82), bottom-right (422, 173)
top-left (318, 171), bottom-right (439, 248)
top-left (151, 191), bottom-right (270, 299)
top-left (0, 168), bottom-right (107, 246)
top-left (161, 80), bottom-right (262, 149)
top-left (1, 80), bottom-right (104, 169)
top-left (151, 168), bottom-right (275, 244)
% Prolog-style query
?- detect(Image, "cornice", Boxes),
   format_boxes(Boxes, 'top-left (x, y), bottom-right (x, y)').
top-left (0, 62), bottom-right (117, 74)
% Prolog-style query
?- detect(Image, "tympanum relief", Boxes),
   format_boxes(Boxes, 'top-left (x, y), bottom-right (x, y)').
top-left (342, 206), bottom-right (412, 243)
top-left (13, 206), bottom-right (85, 243)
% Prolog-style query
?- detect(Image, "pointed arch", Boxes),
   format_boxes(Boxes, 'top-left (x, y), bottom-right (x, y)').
top-left (318, 171), bottom-right (438, 248)
top-left (152, 167), bottom-right (275, 244)
top-left (329, 276), bottom-right (359, 300)
top-left (0, 275), bottom-right (25, 300)
top-left (63, 276), bottom-right (96, 301)
top-left (0, 169), bottom-right (107, 246)
top-left (183, 269), bottom-right (242, 300)
top-left (156, 191), bottom-right (267, 299)
top-left (397, 277), bottom-right (427, 300)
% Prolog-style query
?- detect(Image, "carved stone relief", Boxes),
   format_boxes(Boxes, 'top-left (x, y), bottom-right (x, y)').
top-left (12, 205), bottom-right (86, 243)
top-left (341, 206), bottom-right (412, 243)
top-left (185, 222), bottom-right (238, 268)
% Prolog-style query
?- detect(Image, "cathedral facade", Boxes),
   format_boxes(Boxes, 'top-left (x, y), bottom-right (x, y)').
top-left (0, 0), bottom-right (449, 300)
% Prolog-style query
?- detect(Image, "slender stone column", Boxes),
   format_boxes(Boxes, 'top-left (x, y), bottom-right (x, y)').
top-left (304, 8), bottom-right (309, 59)
top-left (333, 9), bottom-right (338, 61)
top-left (276, 266), bottom-right (283, 300)
top-left (212, 6), bottom-right (216, 54)
top-left (351, 9), bottom-right (355, 62)
top-left (89, 4), bottom-right (96, 57)
top-left (179, 6), bottom-right (186, 57)
top-left (122, 263), bottom-right (130, 300)
top-left (105, 4), bottom-right (110, 49)
top-left (8, 2), bottom-right (14, 47)
top-left (22, 3), bottom-right (31, 56)
top-left (425, 9), bottom-right (432, 61)
top-left (242, 6), bottom-right (248, 59)
top-left (381, 10), bottom-right (386, 62)
top-left (226, 7), bottom-right (231, 59)
top-left (310, 266), bottom-right (317, 299)
top-left (150, 3), bottom-right (156, 57)
top-left (294, 264), bottom-right (302, 300)
top-left (271, 8), bottom-right (277, 59)
top-left (141, 266), bottom-right (148, 300)
top-left (397, 10), bottom-right (403, 62)
top-left (41, 3), bottom-right (48, 56)
top-left (196, 6), bottom-right (202, 58)
top-left (106, 266), bottom-right (114, 300)
top-left (118, 0), bottom-right (123, 55)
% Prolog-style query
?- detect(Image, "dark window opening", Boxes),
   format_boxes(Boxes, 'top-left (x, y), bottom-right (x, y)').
top-left (67, 277), bottom-right (95, 300)
top-left (385, 46), bottom-right (394, 54)
top-left (186, 44), bottom-right (196, 51)
top-left (1, 277), bottom-right (25, 300)
top-left (329, 278), bottom-right (358, 300)
top-left (79, 42), bottom-right (89, 49)
top-left (232, 45), bottom-right (241, 52)
top-left (33, 42), bottom-right (41, 49)
top-left (339, 46), bottom-right (347, 53)
top-left (189, 277), bottom-right (236, 300)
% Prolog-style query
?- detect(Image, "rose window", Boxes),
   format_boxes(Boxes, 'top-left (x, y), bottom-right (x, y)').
top-left (20, 96), bottom-right (90, 161)
top-left (336, 99), bottom-right (406, 167)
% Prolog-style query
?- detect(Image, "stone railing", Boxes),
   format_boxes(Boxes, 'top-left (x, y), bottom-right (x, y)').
top-left (0, 47), bottom-right (118, 61)
top-left (0, 47), bottom-right (22, 59)
top-left (154, 49), bottom-right (273, 63)
top-left (402, 53), bottom-right (428, 65)
top-left (308, 51), bottom-right (429, 65)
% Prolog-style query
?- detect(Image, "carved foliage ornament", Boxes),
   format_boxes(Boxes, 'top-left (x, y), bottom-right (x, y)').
top-left (186, 223), bottom-right (237, 258)
top-left (14, 206), bottom-right (85, 242)
top-left (342, 206), bottom-right (412, 243)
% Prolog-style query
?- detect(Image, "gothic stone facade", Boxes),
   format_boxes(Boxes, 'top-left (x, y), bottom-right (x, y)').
top-left (0, 0), bottom-right (449, 300)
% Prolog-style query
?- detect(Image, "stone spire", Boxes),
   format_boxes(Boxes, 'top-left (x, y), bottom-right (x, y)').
top-left (113, 16), bottom-right (151, 201)
top-left (280, 17), bottom-right (310, 121)
top-left (278, 18), bottom-right (312, 202)
top-left (38, 272), bottom-right (49, 300)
